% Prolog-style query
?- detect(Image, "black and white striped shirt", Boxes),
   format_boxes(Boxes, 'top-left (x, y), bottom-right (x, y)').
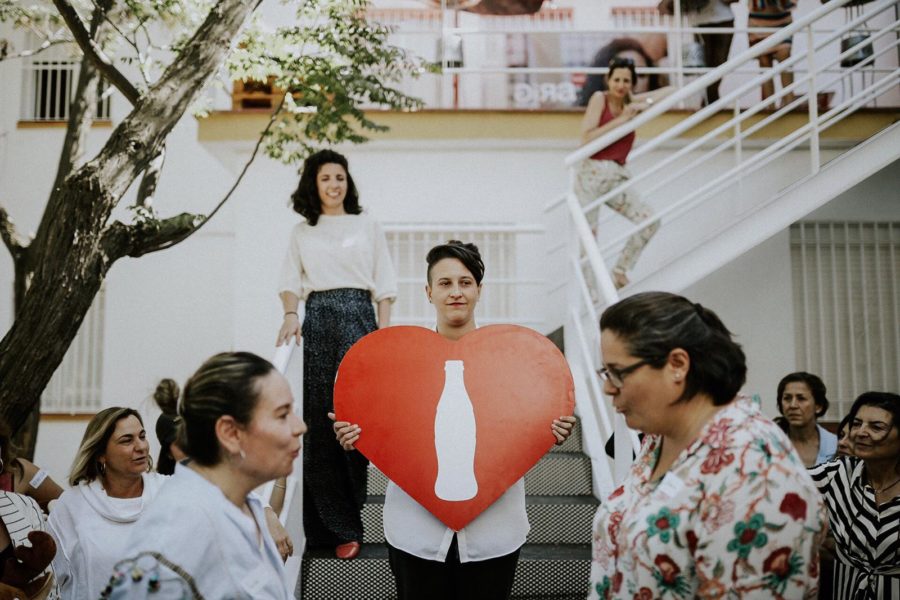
top-left (810, 457), bottom-right (900, 599)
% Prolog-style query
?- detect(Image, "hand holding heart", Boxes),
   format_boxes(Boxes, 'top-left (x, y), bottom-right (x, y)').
top-left (331, 324), bottom-right (575, 530)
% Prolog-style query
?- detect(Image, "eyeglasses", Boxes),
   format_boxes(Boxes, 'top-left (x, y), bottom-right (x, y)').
top-left (596, 358), bottom-right (654, 388)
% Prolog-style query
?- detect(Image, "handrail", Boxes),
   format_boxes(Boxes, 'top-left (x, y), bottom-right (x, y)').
top-left (595, 40), bottom-right (898, 255)
top-left (565, 0), bottom-right (865, 167)
top-left (553, 0), bottom-right (898, 497)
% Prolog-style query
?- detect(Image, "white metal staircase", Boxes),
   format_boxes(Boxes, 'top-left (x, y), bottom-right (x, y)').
top-left (555, 0), bottom-right (900, 501)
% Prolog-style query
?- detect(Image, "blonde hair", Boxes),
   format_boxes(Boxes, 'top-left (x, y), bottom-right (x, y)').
top-left (68, 407), bottom-right (151, 486)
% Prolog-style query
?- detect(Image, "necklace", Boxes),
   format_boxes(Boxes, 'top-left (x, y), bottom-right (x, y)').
top-left (871, 475), bottom-right (900, 494)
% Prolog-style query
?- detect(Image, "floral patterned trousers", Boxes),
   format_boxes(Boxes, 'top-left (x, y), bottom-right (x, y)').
top-left (574, 159), bottom-right (659, 274)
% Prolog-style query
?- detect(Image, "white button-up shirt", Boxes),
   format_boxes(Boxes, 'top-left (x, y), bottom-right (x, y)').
top-left (384, 478), bottom-right (529, 563)
top-left (108, 464), bottom-right (290, 600)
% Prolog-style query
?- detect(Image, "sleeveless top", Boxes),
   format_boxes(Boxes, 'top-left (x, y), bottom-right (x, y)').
top-left (589, 94), bottom-right (635, 165)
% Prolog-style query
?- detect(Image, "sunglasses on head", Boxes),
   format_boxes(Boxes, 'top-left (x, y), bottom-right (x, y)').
top-left (609, 57), bottom-right (635, 67)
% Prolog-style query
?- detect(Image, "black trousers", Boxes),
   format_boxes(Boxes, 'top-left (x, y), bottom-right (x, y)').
top-left (302, 288), bottom-right (376, 547)
top-left (387, 538), bottom-right (520, 600)
top-left (697, 20), bottom-right (735, 105)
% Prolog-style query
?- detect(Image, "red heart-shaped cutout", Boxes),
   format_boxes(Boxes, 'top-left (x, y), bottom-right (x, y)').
top-left (334, 325), bottom-right (574, 531)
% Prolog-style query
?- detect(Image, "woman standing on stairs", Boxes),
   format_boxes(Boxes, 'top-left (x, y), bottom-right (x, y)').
top-left (589, 292), bottom-right (825, 598)
top-left (276, 149), bottom-right (397, 560)
top-left (332, 240), bottom-right (576, 600)
top-left (575, 57), bottom-right (674, 289)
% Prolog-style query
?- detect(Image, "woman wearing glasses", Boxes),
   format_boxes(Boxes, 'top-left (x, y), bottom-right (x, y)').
top-left (588, 292), bottom-right (825, 599)
top-left (575, 57), bottom-right (673, 288)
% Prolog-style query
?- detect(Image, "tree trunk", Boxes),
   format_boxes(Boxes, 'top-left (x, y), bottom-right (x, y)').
top-left (0, 0), bottom-right (262, 436)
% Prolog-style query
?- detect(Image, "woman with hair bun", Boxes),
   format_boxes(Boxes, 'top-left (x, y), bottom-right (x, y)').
top-left (775, 371), bottom-right (837, 467)
top-left (152, 378), bottom-right (187, 476)
top-left (106, 352), bottom-right (306, 599)
top-left (589, 292), bottom-right (825, 598)
top-left (276, 149), bottom-right (397, 560)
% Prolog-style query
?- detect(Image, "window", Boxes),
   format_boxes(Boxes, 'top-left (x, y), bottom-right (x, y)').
top-left (41, 288), bottom-right (105, 414)
top-left (383, 224), bottom-right (542, 328)
top-left (791, 222), bottom-right (900, 419)
top-left (20, 42), bottom-right (111, 122)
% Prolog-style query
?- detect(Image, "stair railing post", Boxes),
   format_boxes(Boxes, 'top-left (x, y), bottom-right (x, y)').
top-left (806, 24), bottom-right (821, 175)
top-left (674, 0), bottom-right (685, 107)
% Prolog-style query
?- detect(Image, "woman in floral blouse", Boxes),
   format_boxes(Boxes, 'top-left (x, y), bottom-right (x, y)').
top-left (589, 292), bottom-right (826, 599)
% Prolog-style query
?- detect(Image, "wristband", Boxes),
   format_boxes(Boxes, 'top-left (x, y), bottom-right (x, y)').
top-left (29, 469), bottom-right (49, 489)
top-left (284, 311), bottom-right (298, 318)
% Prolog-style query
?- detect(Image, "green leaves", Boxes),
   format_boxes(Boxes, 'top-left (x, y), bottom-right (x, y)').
top-left (227, 0), bottom-right (436, 164)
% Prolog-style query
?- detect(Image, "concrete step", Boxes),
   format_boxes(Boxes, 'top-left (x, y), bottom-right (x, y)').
top-left (367, 453), bottom-right (593, 497)
top-left (298, 543), bottom-right (590, 600)
top-left (360, 495), bottom-right (598, 545)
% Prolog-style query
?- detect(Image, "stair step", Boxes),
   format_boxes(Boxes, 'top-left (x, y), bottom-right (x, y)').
top-left (299, 544), bottom-right (590, 600)
top-left (360, 495), bottom-right (597, 545)
top-left (367, 453), bottom-right (593, 496)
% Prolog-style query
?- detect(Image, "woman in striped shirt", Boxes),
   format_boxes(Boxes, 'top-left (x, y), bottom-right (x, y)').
top-left (810, 391), bottom-right (900, 599)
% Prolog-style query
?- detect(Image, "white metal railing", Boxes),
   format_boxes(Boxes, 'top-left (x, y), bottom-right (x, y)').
top-left (357, 2), bottom-right (899, 111)
top-left (553, 0), bottom-right (899, 493)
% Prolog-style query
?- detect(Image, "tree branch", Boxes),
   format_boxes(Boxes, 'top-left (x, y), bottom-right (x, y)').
top-left (103, 212), bottom-right (203, 260)
top-left (0, 38), bottom-right (73, 62)
top-left (135, 96), bottom-right (285, 255)
top-left (136, 146), bottom-right (166, 208)
top-left (0, 205), bottom-right (24, 256)
top-left (51, 0), bottom-right (140, 104)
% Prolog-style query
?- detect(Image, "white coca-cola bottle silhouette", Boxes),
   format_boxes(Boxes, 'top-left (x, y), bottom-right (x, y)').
top-left (434, 360), bottom-right (478, 501)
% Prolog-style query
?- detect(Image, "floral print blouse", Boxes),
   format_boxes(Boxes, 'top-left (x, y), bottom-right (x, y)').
top-left (589, 398), bottom-right (827, 599)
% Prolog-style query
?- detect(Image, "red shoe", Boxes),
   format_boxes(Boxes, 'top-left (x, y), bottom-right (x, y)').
top-left (335, 541), bottom-right (360, 560)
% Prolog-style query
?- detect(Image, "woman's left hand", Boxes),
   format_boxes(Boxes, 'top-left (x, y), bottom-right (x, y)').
top-left (552, 414), bottom-right (577, 446)
top-left (264, 506), bottom-right (293, 562)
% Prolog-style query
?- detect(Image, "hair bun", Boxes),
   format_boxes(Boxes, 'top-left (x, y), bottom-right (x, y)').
top-left (153, 379), bottom-right (180, 415)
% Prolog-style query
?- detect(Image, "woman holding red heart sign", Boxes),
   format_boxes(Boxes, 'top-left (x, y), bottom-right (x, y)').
top-left (332, 240), bottom-right (574, 599)
top-left (277, 150), bottom-right (397, 560)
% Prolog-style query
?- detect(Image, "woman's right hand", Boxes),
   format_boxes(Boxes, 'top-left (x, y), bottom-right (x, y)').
top-left (277, 314), bottom-right (302, 346)
top-left (328, 412), bottom-right (360, 451)
top-left (622, 102), bottom-right (645, 120)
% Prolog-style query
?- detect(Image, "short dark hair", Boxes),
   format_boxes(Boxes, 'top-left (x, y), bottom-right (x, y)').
top-left (425, 240), bottom-right (485, 285)
top-left (290, 149), bottom-right (361, 226)
top-left (599, 292), bottom-right (747, 405)
top-left (178, 352), bottom-right (275, 466)
top-left (846, 391), bottom-right (900, 436)
top-left (776, 372), bottom-right (829, 417)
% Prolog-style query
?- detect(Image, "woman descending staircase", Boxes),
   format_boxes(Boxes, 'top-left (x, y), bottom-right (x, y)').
top-left (298, 420), bottom-right (595, 600)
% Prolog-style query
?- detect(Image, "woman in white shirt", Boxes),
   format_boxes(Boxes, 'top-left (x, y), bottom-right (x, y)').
top-left (276, 149), bottom-right (397, 560)
top-left (105, 351), bottom-right (307, 599)
top-left (48, 407), bottom-right (167, 600)
top-left (334, 241), bottom-right (574, 599)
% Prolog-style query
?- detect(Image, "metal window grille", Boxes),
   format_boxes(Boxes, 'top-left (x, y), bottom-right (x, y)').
top-left (383, 224), bottom-right (541, 328)
top-left (791, 222), bottom-right (900, 419)
top-left (41, 288), bottom-right (105, 413)
top-left (20, 43), bottom-right (111, 122)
